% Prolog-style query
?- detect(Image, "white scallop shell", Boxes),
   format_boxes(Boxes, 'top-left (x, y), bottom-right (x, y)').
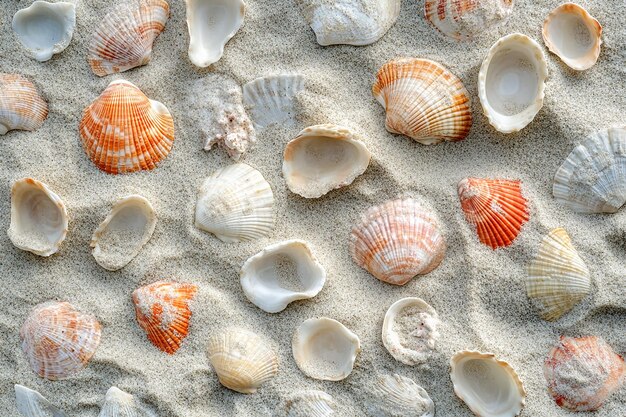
top-left (15, 385), bottom-right (66, 417)
top-left (283, 390), bottom-right (336, 417)
top-left (0, 73), bottom-right (49, 135)
top-left (365, 374), bottom-right (435, 417)
top-left (98, 387), bottom-right (155, 417)
top-left (243, 74), bottom-right (305, 129)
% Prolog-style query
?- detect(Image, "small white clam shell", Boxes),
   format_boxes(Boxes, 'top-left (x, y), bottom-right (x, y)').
top-left (15, 385), bottom-right (67, 417)
top-left (98, 387), bottom-right (155, 417)
top-left (283, 390), bottom-right (336, 417)
top-left (243, 74), bottom-right (305, 129)
top-left (365, 374), bottom-right (435, 417)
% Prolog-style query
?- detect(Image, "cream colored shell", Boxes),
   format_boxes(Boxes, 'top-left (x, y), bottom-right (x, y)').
top-left (98, 387), bottom-right (155, 417)
top-left (282, 390), bottom-right (335, 417)
top-left (15, 385), bottom-right (67, 417)
top-left (365, 374), bottom-right (435, 417)
top-left (0, 73), bottom-right (48, 135)
top-left (243, 74), bottom-right (305, 129)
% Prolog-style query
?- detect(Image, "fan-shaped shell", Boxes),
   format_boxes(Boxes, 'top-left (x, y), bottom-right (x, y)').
top-left (349, 198), bottom-right (446, 285)
top-left (283, 390), bottom-right (336, 417)
top-left (87, 0), bottom-right (170, 77)
top-left (544, 336), bottom-right (625, 411)
top-left (15, 385), bottom-right (67, 417)
top-left (98, 387), bottom-right (155, 417)
top-left (195, 163), bottom-right (275, 242)
top-left (243, 74), bottom-right (305, 129)
top-left (553, 127), bottom-right (626, 213)
top-left (132, 281), bottom-right (197, 354)
top-left (79, 79), bottom-right (175, 174)
top-left (458, 178), bottom-right (529, 249)
top-left (20, 301), bottom-right (102, 380)
top-left (365, 374), bottom-right (435, 417)
top-left (0, 74), bottom-right (48, 135)
top-left (372, 58), bottom-right (472, 145)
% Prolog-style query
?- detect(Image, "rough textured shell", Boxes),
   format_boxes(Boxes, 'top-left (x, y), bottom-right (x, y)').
top-left (207, 328), bottom-right (278, 394)
top-left (15, 385), bottom-right (67, 417)
top-left (88, 0), bottom-right (170, 77)
top-left (458, 178), bottom-right (529, 249)
top-left (243, 74), bottom-right (305, 128)
top-left (132, 281), bottom-right (197, 354)
top-left (283, 390), bottom-right (335, 417)
top-left (0, 74), bottom-right (48, 135)
top-left (283, 124), bottom-right (371, 198)
top-left (349, 198), bottom-right (446, 285)
top-left (372, 58), bottom-right (472, 145)
top-left (20, 301), bottom-right (101, 380)
top-left (553, 127), bottom-right (626, 213)
top-left (98, 387), bottom-right (155, 417)
top-left (195, 163), bottom-right (275, 242)
top-left (544, 336), bottom-right (625, 411)
top-left (79, 80), bottom-right (174, 174)
top-left (365, 374), bottom-right (435, 417)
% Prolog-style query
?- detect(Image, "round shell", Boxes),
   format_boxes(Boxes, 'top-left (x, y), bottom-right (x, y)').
top-left (15, 385), bottom-right (66, 417)
top-left (243, 74), bottom-right (305, 129)
top-left (98, 387), bottom-right (155, 417)
top-left (282, 390), bottom-right (335, 417)
top-left (0, 73), bottom-right (48, 135)
top-left (365, 374), bottom-right (435, 417)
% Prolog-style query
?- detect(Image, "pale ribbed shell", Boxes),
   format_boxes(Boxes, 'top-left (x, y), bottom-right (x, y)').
top-left (98, 387), bottom-right (155, 417)
top-left (0, 74), bottom-right (48, 135)
top-left (349, 198), bottom-right (446, 285)
top-left (365, 374), bottom-right (435, 417)
top-left (372, 58), bottom-right (472, 145)
top-left (243, 74), bottom-right (305, 128)
top-left (283, 390), bottom-right (335, 417)
top-left (15, 385), bottom-right (67, 417)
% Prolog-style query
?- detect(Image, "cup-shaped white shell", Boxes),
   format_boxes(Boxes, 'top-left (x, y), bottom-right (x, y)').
top-left (450, 351), bottom-right (526, 417)
top-left (98, 387), bottom-right (155, 417)
top-left (282, 390), bottom-right (336, 417)
top-left (382, 298), bottom-right (440, 365)
top-left (243, 74), bottom-right (305, 129)
top-left (478, 34), bottom-right (548, 134)
top-left (12, 1), bottom-right (76, 62)
top-left (365, 374), bottom-right (435, 417)
top-left (542, 3), bottom-right (602, 71)
top-left (15, 385), bottom-right (67, 417)
top-left (8, 178), bottom-right (68, 257)
top-left (195, 163), bottom-right (275, 242)
top-left (91, 195), bottom-right (157, 271)
top-left (240, 240), bottom-right (326, 313)
top-left (283, 125), bottom-right (371, 198)
top-left (292, 318), bottom-right (360, 381)
top-left (0, 73), bottom-right (48, 135)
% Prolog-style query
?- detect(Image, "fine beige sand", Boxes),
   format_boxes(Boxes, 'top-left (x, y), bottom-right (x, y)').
top-left (1, 0), bottom-right (626, 416)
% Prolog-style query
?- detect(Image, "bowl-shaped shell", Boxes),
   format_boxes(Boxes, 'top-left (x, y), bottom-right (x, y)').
top-left (450, 351), bottom-right (526, 417)
top-left (15, 385), bottom-right (67, 417)
top-left (20, 301), bottom-right (102, 380)
top-left (8, 178), bottom-right (68, 257)
top-left (365, 374), bottom-right (435, 417)
top-left (478, 33), bottom-right (548, 133)
top-left (240, 240), bottom-right (326, 313)
top-left (349, 198), bottom-right (446, 285)
top-left (243, 74), bottom-right (305, 129)
top-left (0, 74), bottom-right (48, 135)
top-left (292, 318), bottom-right (360, 381)
top-left (283, 124), bottom-right (371, 198)
top-left (98, 387), bottom-right (155, 417)
top-left (282, 390), bottom-right (335, 417)
top-left (544, 336), bottom-right (625, 411)
top-left (542, 3), bottom-right (602, 71)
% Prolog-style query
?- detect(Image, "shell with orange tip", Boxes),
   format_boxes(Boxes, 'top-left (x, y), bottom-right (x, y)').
top-left (372, 58), bottom-right (472, 145)
top-left (458, 178), bottom-right (529, 249)
top-left (132, 281), bottom-right (197, 354)
top-left (79, 80), bottom-right (174, 174)
top-left (0, 73), bottom-right (48, 135)
top-left (20, 301), bottom-right (102, 380)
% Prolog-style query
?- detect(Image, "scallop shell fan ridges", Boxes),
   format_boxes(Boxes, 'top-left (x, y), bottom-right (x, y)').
top-left (98, 387), bottom-right (155, 417)
top-left (0, 74), bottom-right (48, 135)
top-left (365, 374), bottom-right (435, 417)
top-left (15, 385), bottom-right (67, 417)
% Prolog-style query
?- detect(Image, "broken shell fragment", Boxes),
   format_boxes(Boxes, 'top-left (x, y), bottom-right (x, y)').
top-left (0, 73), bottom-right (48, 135)
top-left (98, 387), bottom-right (155, 417)
top-left (15, 385), bottom-right (67, 417)
top-left (282, 390), bottom-right (336, 417)
top-left (243, 74), bottom-right (305, 129)
top-left (365, 374), bottom-right (435, 417)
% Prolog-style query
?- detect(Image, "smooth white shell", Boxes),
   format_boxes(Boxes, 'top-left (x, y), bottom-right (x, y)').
top-left (365, 374), bottom-right (435, 417)
top-left (282, 390), bottom-right (336, 417)
top-left (243, 74), bottom-right (305, 129)
top-left (98, 387), bottom-right (155, 417)
top-left (15, 385), bottom-right (66, 417)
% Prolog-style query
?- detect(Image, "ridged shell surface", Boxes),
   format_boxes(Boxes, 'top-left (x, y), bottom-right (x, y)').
top-left (282, 390), bottom-right (335, 417)
top-left (365, 374), bottom-right (435, 417)
top-left (15, 385), bottom-right (67, 417)
top-left (243, 74), bottom-right (304, 128)
top-left (0, 74), bottom-right (48, 135)
top-left (98, 387), bottom-right (155, 417)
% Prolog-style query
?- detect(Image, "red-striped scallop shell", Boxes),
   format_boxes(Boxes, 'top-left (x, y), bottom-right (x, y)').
top-left (0, 73), bottom-right (48, 135)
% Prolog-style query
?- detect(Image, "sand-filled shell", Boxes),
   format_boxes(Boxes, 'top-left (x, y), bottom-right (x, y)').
top-left (553, 127), bottom-right (626, 213)
top-left (382, 298), bottom-right (440, 366)
top-left (79, 80), bottom-right (174, 174)
top-left (15, 385), bottom-right (67, 417)
top-left (243, 74), bottom-right (305, 129)
top-left (283, 125), bottom-right (371, 198)
top-left (87, 0), bottom-right (170, 77)
top-left (458, 178), bottom-right (529, 249)
top-left (99, 387), bottom-right (155, 417)
top-left (365, 374), bottom-right (435, 417)
top-left (207, 328), bottom-right (279, 394)
top-left (282, 390), bottom-right (336, 417)
top-left (372, 58), bottom-right (472, 145)
top-left (240, 240), bottom-right (326, 313)
top-left (526, 228), bottom-right (591, 321)
top-left (8, 178), bottom-right (68, 257)
top-left (542, 3), bottom-right (602, 71)
top-left (292, 318), bottom-right (360, 381)
top-left (20, 301), bottom-right (102, 380)
top-left (0, 74), bottom-right (48, 135)
top-left (450, 351), bottom-right (526, 417)
top-left (544, 336), bottom-right (625, 411)
top-left (349, 198), bottom-right (446, 285)
top-left (195, 163), bottom-right (275, 242)
top-left (132, 281), bottom-right (197, 354)
top-left (478, 33), bottom-right (548, 133)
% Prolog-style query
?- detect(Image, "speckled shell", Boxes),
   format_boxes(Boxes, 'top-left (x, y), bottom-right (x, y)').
top-left (15, 385), bottom-right (67, 417)
top-left (544, 336), bottom-right (625, 411)
top-left (283, 390), bottom-right (335, 417)
top-left (365, 374), bottom-right (435, 417)
top-left (98, 387), bottom-right (155, 417)
top-left (243, 74), bottom-right (304, 128)
top-left (0, 74), bottom-right (48, 135)
top-left (79, 79), bottom-right (175, 174)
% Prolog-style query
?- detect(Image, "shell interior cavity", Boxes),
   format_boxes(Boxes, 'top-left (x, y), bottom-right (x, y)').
top-left (283, 124), bottom-right (372, 198)
top-left (243, 74), bottom-right (305, 129)
top-left (478, 33), bottom-right (548, 133)
top-left (365, 374), bottom-right (435, 417)
top-left (0, 73), bottom-right (48, 135)
top-left (12, 1), bottom-right (76, 62)
top-left (283, 390), bottom-right (336, 417)
top-left (15, 385), bottom-right (67, 417)
top-left (98, 387), bottom-right (156, 417)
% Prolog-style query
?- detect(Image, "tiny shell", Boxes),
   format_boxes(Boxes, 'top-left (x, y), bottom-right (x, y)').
top-left (243, 74), bottom-right (305, 129)
top-left (204, 106), bottom-right (256, 161)
top-left (15, 385), bottom-right (67, 417)
top-left (283, 390), bottom-right (335, 417)
top-left (98, 387), bottom-right (155, 417)
top-left (365, 374), bottom-right (435, 417)
top-left (0, 74), bottom-right (48, 135)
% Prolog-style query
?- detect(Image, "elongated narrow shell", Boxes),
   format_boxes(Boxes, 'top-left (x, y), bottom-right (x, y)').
top-left (542, 3), bottom-right (602, 71)
top-left (207, 328), bottom-right (279, 394)
top-left (372, 58), bottom-right (472, 145)
top-left (8, 178), bottom-right (68, 257)
top-left (132, 281), bottom-right (197, 354)
top-left (243, 74), bottom-right (305, 128)
top-left (450, 351), bottom-right (526, 417)
top-left (544, 336), bottom-right (625, 411)
top-left (349, 198), bottom-right (446, 285)
top-left (553, 127), bottom-right (626, 213)
top-left (0, 74), bottom-right (48, 135)
top-left (79, 80), bottom-right (174, 174)
top-left (15, 385), bottom-right (67, 417)
top-left (88, 0), bottom-right (170, 76)
top-left (283, 125), bottom-right (371, 198)
top-left (365, 374), bottom-right (435, 417)
top-left (283, 390), bottom-right (335, 417)
top-left (99, 387), bottom-right (155, 417)
top-left (20, 301), bottom-right (102, 380)
top-left (458, 178), bottom-right (529, 249)
top-left (478, 33), bottom-right (548, 133)
top-left (195, 163), bottom-right (275, 242)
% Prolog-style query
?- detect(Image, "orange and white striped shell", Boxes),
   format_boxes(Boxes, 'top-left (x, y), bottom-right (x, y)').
top-left (349, 198), bottom-right (446, 285)
top-left (458, 178), bottom-right (529, 249)
top-left (0, 73), bottom-right (48, 135)
top-left (79, 80), bottom-right (174, 174)
top-left (132, 281), bottom-right (197, 354)
top-left (87, 0), bottom-right (170, 77)
top-left (20, 301), bottom-right (102, 380)
top-left (372, 58), bottom-right (472, 145)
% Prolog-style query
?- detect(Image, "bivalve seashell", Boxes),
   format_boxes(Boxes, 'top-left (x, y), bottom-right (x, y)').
top-left (282, 390), bottom-right (335, 417)
top-left (15, 385), bottom-right (67, 417)
top-left (365, 374), bottom-right (435, 417)
top-left (0, 74), bottom-right (48, 135)
top-left (99, 387), bottom-right (155, 417)
top-left (243, 74), bottom-right (305, 129)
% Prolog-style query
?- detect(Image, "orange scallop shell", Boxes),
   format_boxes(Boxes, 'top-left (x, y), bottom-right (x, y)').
top-left (0, 73), bottom-right (48, 135)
